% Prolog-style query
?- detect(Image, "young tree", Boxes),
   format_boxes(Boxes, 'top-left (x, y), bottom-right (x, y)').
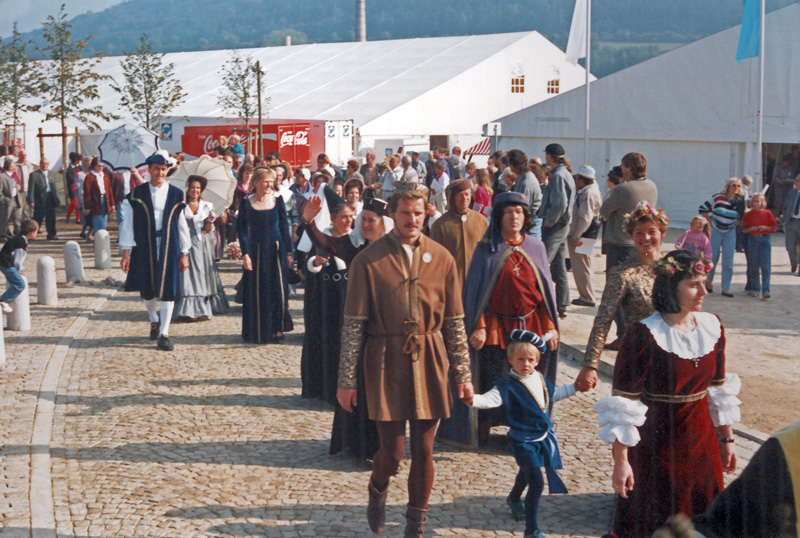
top-left (37, 4), bottom-right (117, 182)
top-left (216, 51), bottom-right (270, 153)
top-left (0, 24), bottom-right (41, 140)
top-left (111, 34), bottom-right (187, 131)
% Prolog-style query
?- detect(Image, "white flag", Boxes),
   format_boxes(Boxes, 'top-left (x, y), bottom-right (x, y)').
top-left (565, 0), bottom-right (588, 65)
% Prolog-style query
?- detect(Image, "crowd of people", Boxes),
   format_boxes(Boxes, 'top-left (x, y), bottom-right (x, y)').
top-left (4, 139), bottom-right (798, 538)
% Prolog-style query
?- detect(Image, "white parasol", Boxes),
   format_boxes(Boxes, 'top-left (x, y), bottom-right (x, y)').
top-left (168, 155), bottom-right (237, 215)
top-left (98, 124), bottom-right (160, 171)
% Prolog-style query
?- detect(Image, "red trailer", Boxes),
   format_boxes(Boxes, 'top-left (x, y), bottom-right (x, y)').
top-left (180, 120), bottom-right (325, 168)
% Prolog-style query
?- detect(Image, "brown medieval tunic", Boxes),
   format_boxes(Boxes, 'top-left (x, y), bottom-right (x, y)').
top-left (338, 232), bottom-right (472, 422)
top-left (430, 209), bottom-right (489, 287)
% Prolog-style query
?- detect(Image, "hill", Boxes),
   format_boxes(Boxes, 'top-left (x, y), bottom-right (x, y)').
top-left (16, 0), bottom-right (798, 78)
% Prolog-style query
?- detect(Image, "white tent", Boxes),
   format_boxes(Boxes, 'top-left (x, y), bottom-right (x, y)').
top-left (18, 31), bottom-right (590, 166)
top-left (493, 2), bottom-right (800, 226)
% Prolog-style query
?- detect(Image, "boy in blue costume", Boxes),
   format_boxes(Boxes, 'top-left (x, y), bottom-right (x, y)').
top-left (467, 329), bottom-right (577, 538)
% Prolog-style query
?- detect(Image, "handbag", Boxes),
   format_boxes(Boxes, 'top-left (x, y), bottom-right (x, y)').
top-left (581, 217), bottom-right (602, 239)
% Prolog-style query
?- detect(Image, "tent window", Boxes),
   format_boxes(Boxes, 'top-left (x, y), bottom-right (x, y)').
top-left (511, 76), bottom-right (525, 94)
top-left (547, 79), bottom-right (560, 94)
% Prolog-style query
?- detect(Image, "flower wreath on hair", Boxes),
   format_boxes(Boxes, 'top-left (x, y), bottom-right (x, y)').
top-left (651, 255), bottom-right (714, 277)
top-left (622, 201), bottom-right (671, 230)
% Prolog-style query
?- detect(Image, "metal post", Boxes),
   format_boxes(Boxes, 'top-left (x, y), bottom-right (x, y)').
top-left (756, 0), bottom-right (765, 191)
top-left (583, 0), bottom-right (592, 163)
top-left (256, 61), bottom-right (264, 157)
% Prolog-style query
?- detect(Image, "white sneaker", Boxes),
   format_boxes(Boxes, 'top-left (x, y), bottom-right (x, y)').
top-left (747, 290), bottom-right (759, 297)
top-left (0, 301), bottom-right (13, 313)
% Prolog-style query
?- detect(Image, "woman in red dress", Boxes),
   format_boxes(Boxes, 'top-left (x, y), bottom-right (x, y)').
top-left (596, 249), bottom-right (741, 538)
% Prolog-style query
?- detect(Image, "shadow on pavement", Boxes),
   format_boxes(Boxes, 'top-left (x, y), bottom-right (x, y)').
top-left (152, 377), bottom-right (300, 389)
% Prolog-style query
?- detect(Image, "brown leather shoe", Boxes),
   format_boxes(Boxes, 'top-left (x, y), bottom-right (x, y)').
top-left (367, 479), bottom-right (388, 534)
top-left (403, 505), bottom-right (428, 537)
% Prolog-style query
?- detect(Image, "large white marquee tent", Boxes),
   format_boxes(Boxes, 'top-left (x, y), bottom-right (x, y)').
top-left (493, 2), bottom-right (800, 226)
top-left (18, 31), bottom-right (590, 165)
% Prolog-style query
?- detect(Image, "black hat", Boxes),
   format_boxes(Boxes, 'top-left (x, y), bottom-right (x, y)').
top-left (362, 197), bottom-right (388, 217)
top-left (322, 185), bottom-right (346, 211)
top-left (544, 143), bottom-right (565, 156)
top-left (509, 329), bottom-right (547, 354)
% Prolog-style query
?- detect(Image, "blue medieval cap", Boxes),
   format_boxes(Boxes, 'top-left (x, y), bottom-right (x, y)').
top-left (493, 191), bottom-right (529, 207)
top-left (145, 149), bottom-right (176, 167)
top-left (509, 329), bottom-right (547, 354)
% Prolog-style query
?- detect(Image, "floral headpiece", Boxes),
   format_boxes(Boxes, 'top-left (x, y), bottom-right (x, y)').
top-left (651, 255), bottom-right (714, 278)
top-left (622, 201), bottom-right (670, 229)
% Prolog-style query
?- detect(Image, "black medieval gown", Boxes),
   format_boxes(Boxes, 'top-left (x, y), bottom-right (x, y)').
top-left (237, 196), bottom-right (293, 343)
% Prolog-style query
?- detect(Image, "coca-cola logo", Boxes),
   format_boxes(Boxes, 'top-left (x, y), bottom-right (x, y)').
top-left (280, 131), bottom-right (294, 147)
top-left (294, 130), bottom-right (308, 146)
top-left (203, 135), bottom-right (216, 154)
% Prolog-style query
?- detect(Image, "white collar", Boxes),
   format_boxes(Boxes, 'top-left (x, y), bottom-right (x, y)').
top-left (642, 311), bottom-right (721, 360)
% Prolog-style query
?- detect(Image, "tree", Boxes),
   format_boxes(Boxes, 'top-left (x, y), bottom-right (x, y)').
top-left (0, 24), bottom-right (41, 141)
top-left (37, 4), bottom-right (117, 181)
top-left (111, 33), bottom-right (187, 131)
top-left (216, 50), bottom-right (270, 152)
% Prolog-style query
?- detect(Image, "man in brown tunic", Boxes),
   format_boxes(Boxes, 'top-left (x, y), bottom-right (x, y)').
top-left (430, 179), bottom-right (488, 287)
top-left (338, 182), bottom-right (473, 537)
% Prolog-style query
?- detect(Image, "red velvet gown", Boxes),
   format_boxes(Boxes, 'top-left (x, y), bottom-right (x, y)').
top-left (610, 317), bottom-right (726, 538)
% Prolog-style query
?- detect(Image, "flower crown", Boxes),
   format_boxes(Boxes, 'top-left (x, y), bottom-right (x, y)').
top-left (651, 255), bottom-right (714, 278)
top-left (623, 201), bottom-right (670, 229)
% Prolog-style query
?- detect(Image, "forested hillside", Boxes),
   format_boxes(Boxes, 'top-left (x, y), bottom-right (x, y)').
top-left (18, 0), bottom-right (797, 77)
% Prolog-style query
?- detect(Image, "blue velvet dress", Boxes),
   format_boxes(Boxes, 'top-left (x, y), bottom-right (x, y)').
top-left (237, 196), bottom-right (293, 343)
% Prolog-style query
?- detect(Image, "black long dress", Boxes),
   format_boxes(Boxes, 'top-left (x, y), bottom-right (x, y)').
top-left (237, 196), bottom-right (293, 343)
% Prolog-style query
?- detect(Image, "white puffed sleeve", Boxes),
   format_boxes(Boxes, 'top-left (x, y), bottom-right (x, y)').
top-left (707, 373), bottom-right (741, 427)
top-left (594, 396), bottom-right (648, 446)
top-left (306, 258), bottom-right (323, 273)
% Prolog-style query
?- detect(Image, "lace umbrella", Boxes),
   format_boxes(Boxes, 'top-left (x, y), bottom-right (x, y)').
top-left (98, 125), bottom-right (160, 171)
top-left (168, 155), bottom-right (237, 216)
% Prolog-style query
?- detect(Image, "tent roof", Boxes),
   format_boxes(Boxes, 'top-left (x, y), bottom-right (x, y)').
top-left (496, 2), bottom-right (800, 144)
top-left (86, 31), bottom-right (556, 127)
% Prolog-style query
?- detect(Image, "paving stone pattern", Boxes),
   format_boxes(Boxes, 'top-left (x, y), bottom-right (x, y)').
top-left (1, 225), bottom-right (761, 538)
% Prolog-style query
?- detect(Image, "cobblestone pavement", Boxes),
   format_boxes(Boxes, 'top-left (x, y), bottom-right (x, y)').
top-left (1, 222), bottom-right (766, 538)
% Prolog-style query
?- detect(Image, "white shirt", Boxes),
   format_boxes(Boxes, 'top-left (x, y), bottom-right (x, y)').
top-left (183, 200), bottom-right (214, 236)
top-left (119, 182), bottom-right (191, 255)
top-left (430, 171), bottom-right (450, 197)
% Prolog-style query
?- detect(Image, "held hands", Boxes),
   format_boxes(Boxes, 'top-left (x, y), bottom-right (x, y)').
top-left (312, 256), bottom-right (328, 267)
top-left (574, 366), bottom-right (599, 392)
top-left (457, 382), bottom-right (474, 405)
top-left (468, 328), bottom-right (486, 350)
top-left (243, 253), bottom-right (253, 272)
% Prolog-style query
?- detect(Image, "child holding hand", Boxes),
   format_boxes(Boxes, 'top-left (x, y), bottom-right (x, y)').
top-left (0, 219), bottom-right (39, 313)
top-left (742, 193), bottom-right (777, 298)
top-left (465, 329), bottom-right (577, 538)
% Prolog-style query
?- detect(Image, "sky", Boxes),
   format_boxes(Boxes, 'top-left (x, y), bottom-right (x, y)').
top-left (0, 0), bottom-right (124, 37)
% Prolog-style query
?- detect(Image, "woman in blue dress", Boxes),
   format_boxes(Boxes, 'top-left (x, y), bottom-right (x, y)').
top-left (237, 167), bottom-right (293, 343)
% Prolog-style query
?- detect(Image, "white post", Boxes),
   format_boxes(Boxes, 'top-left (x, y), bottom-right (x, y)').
top-left (93, 229), bottom-right (111, 270)
top-left (7, 275), bottom-right (31, 331)
top-left (63, 241), bottom-right (85, 283)
top-left (583, 0), bottom-right (592, 163)
top-left (36, 256), bottom-right (58, 306)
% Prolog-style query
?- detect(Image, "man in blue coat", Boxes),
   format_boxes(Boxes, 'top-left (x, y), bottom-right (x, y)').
top-left (120, 150), bottom-right (190, 351)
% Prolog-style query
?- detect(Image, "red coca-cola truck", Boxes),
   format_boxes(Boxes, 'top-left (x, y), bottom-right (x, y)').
top-left (179, 120), bottom-right (326, 168)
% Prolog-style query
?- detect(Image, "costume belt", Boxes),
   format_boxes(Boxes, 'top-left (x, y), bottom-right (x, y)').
top-left (487, 306), bottom-right (537, 331)
top-left (367, 319), bottom-right (437, 359)
top-left (643, 389), bottom-right (707, 403)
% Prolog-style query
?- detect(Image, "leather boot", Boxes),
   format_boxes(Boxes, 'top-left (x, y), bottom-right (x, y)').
top-left (403, 505), bottom-right (428, 537)
top-left (367, 478), bottom-right (388, 534)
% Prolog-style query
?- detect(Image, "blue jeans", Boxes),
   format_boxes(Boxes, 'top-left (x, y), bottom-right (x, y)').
top-left (709, 227), bottom-right (735, 291)
top-left (526, 217), bottom-right (543, 239)
top-left (0, 265), bottom-right (25, 303)
top-left (746, 234), bottom-right (771, 293)
top-left (92, 214), bottom-right (108, 231)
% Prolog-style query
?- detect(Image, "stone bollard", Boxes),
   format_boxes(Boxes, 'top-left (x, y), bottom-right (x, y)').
top-left (37, 256), bottom-right (58, 306)
top-left (63, 241), bottom-right (85, 283)
top-left (94, 229), bottom-right (112, 270)
top-left (7, 275), bottom-right (31, 331)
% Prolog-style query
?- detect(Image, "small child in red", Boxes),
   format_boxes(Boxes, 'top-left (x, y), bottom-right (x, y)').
top-left (741, 193), bottom-right (777, 298)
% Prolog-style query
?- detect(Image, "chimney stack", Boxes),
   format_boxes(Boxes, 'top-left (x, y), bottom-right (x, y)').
top-left (355, 0), bottom-right (366, 42)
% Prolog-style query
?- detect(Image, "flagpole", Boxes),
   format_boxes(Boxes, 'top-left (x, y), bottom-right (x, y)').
top-left (756, 0), bottom-right (765, 191)
top-left (583, 0), bottom-right (591, 163)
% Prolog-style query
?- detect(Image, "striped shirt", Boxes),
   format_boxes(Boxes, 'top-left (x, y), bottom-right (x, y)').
top-left (699, 194), bottom-right (739, 232)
